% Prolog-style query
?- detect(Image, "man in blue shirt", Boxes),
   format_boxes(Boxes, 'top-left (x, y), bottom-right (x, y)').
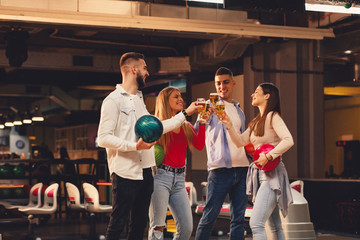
top-left (195, 67), bottom-right (249, 240)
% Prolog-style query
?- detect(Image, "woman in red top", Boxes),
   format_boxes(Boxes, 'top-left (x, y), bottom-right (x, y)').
top-left (148, 86), bottom-right (206, 240)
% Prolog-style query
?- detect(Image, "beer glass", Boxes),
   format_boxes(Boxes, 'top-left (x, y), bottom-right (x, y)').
top-left (202, 99), bottom-right (211, 119)
top-left (209, 93), bottom-right (219, 107)
top-left (216, 99), bottom-right (225, 120)
top-left (196, 98), bottom-right (206, 113)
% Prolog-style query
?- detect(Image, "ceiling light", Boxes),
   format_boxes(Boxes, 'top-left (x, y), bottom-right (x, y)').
top-left (13, 113), bottom-right (23, 125)
top-left (22, 112), bottom-right (32, 124)
top-left (32, 105), bottom-right (44, 122)
top-left (186, 0), bottom-right (223, 3)
top-left (0, 118), bottom-right (5, 129)
top-left (305, 0), bottom-right (360, 14)
top-left (23, 119), bottom-right (32, 124)
top-left (5, 118), bottom-right (14, 127)
top-left (345, 50), bottom-right (352, 54)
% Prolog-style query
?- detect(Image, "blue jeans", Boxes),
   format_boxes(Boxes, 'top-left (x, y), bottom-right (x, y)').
top-left (195, 167), bottom-right (248, 240)
top-left (148, 168), bottom-right (193, 240)
top-left (249, 171), bottom-right (285, 240)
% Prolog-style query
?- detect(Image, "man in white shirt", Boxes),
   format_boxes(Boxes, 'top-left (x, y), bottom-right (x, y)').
top-left (97, 52), bottom-right (199, 240)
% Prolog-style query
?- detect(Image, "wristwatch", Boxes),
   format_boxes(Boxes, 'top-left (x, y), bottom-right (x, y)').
top-left (182, 110), bottom-right (188, 118)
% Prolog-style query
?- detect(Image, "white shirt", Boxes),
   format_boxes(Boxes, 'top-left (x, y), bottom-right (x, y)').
top-left (228, 111), bottom-right (294, 160)
top-left (224, 101), bottom-right (249, 167)
top-left (97, 84), bottom-right (186, 180)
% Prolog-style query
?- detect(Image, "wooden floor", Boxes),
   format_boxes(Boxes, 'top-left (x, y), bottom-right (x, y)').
top-left (0, 214), bottom-right (359, 240)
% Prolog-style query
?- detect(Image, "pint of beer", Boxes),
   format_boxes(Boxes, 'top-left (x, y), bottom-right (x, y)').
top-left (202, 100), bottom-right (211, 119)
top-left (196, 98), bottom-right (206, 113)
top-left (209, 93), bottom-right (219, 106)
top-left (216, 99), bottom-right (225, 120)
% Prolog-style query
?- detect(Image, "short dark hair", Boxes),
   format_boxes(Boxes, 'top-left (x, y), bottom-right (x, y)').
top-left (215, 67), bottom-right (233, 77)
top-left (120, 52), bottom-right (145, 68)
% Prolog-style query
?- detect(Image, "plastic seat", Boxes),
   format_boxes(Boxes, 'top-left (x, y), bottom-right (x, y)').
top-left (20, 183), bottom-right (59, 215)
top-left (290, 180), bottom-right (304, 196)
top-left (83, 183), bottom-right (112, 240)
top-left (185, 182), bottom-right (198, 207)
top-left (4, 182), bottom-right (43, 211)
top-left (279, 180), bottom-right (316, 240)
top-left (83, 183), bottom-right (112, 213)
top-left (65, 182), bottom-right (85, 211)
top-left (19, 183), bottom-right (59, 240)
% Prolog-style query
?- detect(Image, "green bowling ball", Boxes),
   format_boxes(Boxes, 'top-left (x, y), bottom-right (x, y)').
top-left (0, 164), bottom-right (13, 177)
top-left (13, 164), bottom-right (26, 177)
top-left (13, 188), bottom-right (25, 197)
top-left (154, 144), bottom-right (164, 167)
top-left (0, 188), bottom-right (12, 198)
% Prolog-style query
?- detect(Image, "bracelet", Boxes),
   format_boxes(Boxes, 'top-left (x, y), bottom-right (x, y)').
top-left (265, 154), bottom-right (272, 161)
top-left (182, 110), bottom-right (188, 118)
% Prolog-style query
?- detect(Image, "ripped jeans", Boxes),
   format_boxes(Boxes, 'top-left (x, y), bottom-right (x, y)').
top-left (148, 168), bottom-right (192, 240)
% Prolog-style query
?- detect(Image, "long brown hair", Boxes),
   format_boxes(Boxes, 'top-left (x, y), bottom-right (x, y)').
top-left (155, 86), bottom-right (195, 153)
top-left (248, 82), bottom-right (281, 136)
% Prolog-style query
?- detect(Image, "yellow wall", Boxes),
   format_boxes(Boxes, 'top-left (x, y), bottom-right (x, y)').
top-left (324, 97), bottom-right (360, 175)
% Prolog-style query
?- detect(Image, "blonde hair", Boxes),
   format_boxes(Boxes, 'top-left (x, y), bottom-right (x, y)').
top-left (155, 86), bottom-right (195, 154)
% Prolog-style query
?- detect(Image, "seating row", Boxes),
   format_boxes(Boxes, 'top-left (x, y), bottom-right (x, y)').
top-left (1, 182), bottom-right (111, 240)
top-left (66, 182), bottom-right (112, 240)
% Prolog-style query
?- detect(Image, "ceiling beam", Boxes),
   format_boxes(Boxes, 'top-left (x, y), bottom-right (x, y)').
top-left (0, 6), bottom-right (334, 40)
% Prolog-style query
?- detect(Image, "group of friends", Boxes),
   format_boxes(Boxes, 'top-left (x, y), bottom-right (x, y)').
top-left (97, 52), bottom-right (294, 240)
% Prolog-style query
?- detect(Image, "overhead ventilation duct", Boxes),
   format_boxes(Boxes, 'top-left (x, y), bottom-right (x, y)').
top-left (138, 2), bottom-right (248, 22)
top-left (224, 0), bottom-right (305, 12)
top-left (189, 36), bottom-right (259, 68)
top-left (158, 57), bottom-right (191, 73)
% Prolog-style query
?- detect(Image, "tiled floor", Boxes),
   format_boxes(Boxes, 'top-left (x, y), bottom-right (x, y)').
top-left (0, 215), bottom-right (359, 240)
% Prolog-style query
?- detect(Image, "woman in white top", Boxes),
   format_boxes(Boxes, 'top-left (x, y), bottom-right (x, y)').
top-left (221, 82), bottom-right (294, 240)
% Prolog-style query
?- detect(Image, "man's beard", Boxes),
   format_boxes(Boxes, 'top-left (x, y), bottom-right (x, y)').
top-left (136, 73), bottom-right (145, 89)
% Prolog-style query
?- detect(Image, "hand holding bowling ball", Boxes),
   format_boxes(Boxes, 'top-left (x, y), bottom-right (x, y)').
top-left (135, 115), bottom-right (163, 143)
top-left (136, 138), bottom-right (156, 150)
top-left (253, 144), bottom-right (280, 171)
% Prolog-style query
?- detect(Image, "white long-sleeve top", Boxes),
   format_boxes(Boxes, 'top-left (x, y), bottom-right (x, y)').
top-left (227, 111), bottom-right (294, 160)
top-left (97, 84), bottom-right (186, 180)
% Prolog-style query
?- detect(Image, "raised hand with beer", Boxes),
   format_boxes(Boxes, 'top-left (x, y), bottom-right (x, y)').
top-left (202, 100), bottom-right (211, 119)
top-left (196, 98), bottom-right (206, 113)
